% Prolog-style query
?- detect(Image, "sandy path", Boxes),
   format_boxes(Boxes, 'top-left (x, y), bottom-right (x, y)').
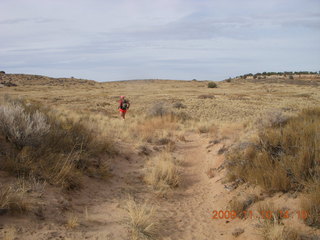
top-left (1, 133), bottom-right (288, 240)
top-left (158, 133), bottom-right (229, 240)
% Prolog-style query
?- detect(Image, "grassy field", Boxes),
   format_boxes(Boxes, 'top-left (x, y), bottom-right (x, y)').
top-left (2, 74), bottom-right (319, 123)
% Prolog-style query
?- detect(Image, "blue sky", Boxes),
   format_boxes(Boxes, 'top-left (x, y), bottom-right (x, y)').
top-left (0, 0), bottom-right (319, 81)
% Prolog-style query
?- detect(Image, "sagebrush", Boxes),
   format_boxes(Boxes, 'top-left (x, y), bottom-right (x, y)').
top-left (0, 98), bottom-right (115, 190)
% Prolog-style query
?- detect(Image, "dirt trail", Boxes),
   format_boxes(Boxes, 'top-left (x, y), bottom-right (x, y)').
top-left (0, 133), bottom-right (259, 240)
top-left (77, 133), bottom-right (239, 240)
top-left (159, 133), bottom-right (231, 240)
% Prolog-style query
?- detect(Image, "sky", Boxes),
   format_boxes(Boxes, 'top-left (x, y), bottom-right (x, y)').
top-left (0, 0), bottom-right (319, 82)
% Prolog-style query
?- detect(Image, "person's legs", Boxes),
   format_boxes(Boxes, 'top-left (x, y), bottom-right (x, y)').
top-left (119, 110), bottom-right (126, 120)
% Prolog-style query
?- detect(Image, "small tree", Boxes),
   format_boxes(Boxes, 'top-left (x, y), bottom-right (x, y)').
top-left (208, 82), bottom-right (217, 88)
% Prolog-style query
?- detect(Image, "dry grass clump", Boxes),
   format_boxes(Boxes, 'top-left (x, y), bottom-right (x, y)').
top-left (260, 221), bottom-right (300, 240)
top-left (148, 102), bottom-right (168, 117)
top-left (126, 197), bottom-right (158, 240)
top-left (134, 114), bottom-right (180, 143)
top-left (256, 202), bottom-right (283, 223)
top-left (0, 183), bottom-right (30, 214)
top-left (226, 108), bottom-right (320, 193)
top-left (0, 97), bottom-right (115, 190)
top-left (172, 101), bottom-right (186, 109)
top-left (301, 183), bottom-right (320, 228)
top-left (1, 226), bottom-right (16, 240)
top-left (227, 194), bottom-right (257, 218)
top-left (148, 102), bottom-right (190, 121)
top-left (255, 109), bottom-right (289, 129)
top-left (197, 122), bottom-right (218, 135)
top-left (144, 152), bottom-right (180, 193)
top-left (66, 214), bottom-right (79, 229)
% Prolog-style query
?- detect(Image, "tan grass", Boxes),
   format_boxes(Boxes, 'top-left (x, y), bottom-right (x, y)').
top-left (260, 221), bottom-right (300, 240)
top-left (1, 226), bottom-right (16, 240)
top-left (0, 183), bottom-right (30, 214)
top-left (126, 197), bottom-right (158, 240)
top-left (226, 108), bottom-right (320, 193)
top-left (0, 98), bottom-right (115, 190)
top-left (301, 182), bottom-right (320, 228)
top-left (134, 115), bottom-right (179, 143)
top-left (196, 121), bottom-right (218, 135)
top-left (227, 194), bottom-right (257, 218)
top-left (66, 214), bottom-right (79, 229)
top-left (256, 202), bottom-right (282, 223)
top-left (2, 75), bottom-right (319, 125)
top-left (144, 152), bottom-right (180, 193)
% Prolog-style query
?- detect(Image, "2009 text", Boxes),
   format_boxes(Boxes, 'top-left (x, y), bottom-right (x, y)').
top-left (211, 210), bottom-right (308, 220)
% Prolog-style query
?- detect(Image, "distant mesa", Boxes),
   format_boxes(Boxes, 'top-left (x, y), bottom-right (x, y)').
top-left (224, 71), bottom-right (320, 86)
top-left (0, 72), bottom-right (96, 87)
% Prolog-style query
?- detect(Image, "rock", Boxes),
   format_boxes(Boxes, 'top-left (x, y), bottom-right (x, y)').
top-left (232, 228), bottom-right (244, 237)
top-left (209, 139), bottom-right (221, 144)
top-left (34, 206), bottom-right (45, 220)
top-left (138, 145), bottom-right (152, 155)
top-left (218, 145), bottom-right (228, 155)
top-left (224, 178), bottom-right (243, 191)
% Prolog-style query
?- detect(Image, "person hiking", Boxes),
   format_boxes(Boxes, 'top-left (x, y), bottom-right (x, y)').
top-left (118, 96), bottom-right (130, 120)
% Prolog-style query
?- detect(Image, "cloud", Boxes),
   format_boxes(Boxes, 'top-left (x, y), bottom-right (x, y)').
top-left (0, 0), bottom-right (319, 81)
top-left (0, 17), bottom-right (59, 25)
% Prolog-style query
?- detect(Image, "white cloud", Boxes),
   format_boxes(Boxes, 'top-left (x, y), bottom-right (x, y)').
top-left (0, 0), bottom-right (319, 81)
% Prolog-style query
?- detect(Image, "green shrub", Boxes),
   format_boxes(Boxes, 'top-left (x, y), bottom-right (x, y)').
top-left (207, 82), bottom-right (217, 88)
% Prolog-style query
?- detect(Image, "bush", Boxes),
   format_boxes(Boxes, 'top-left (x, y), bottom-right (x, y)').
top-left (172, 101), bottom-right (186, 109)
top-left (148, 102), bottom-right (168, 117)
top-left (255, 110), bottom-right (289, 129)
top-left (0, 103), bottom-right (50, 149)
top-left (0, 98), bottom-right (114, 190)
top-left (226, 108), bottom-right (320, 192)
top-left (207, 82), bottom-right (217, 88)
